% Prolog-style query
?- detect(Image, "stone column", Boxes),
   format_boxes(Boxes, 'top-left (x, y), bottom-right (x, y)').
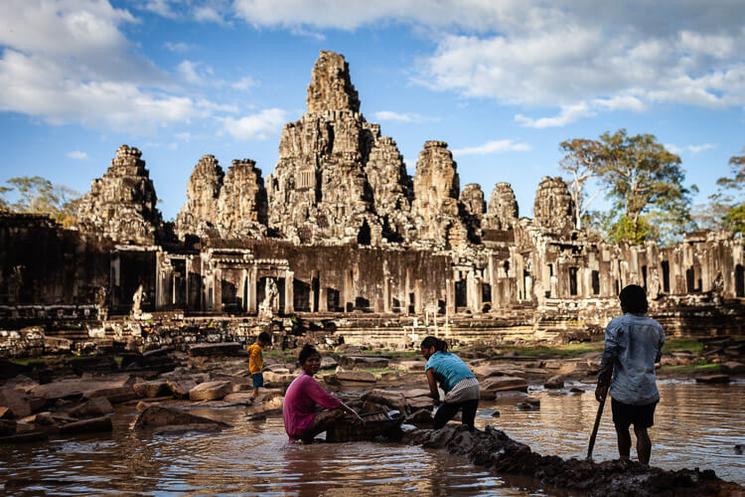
top-left (383, 276), bottom-right (391, 313)
top-left (318, 273), bottom-right (328, 312)
top-left (405, 267), bottom-right (413, 315)
top-left (414, 279), bottom-right (424, 315)
top-left (310, 270), bottom-right (318, 312)
top-left (213, 268), bottom-right (222, 312)
top-left (185, 257), bottom-right (191, 310)
top-left (241, 269), bottom-right (248, 312)
top-left (343, 269), bottom-right (354, 312)
top-left (248, 267), bottom-right (258, 314)
top-left (467, 270), bottom-right (482, 314)
top-left (285, 270), bottom-right (294, 314)
top-left (445, 278), bottom-right (455, 316)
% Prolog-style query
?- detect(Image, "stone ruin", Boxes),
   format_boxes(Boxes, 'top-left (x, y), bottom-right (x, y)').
top-left (1, 50), bottom-right (744, 346)
top-left (75, 145), bottom-right (162, 245)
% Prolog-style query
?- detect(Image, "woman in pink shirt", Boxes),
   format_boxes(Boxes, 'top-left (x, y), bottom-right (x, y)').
top-left (283, 344), bottom-right (357, 443)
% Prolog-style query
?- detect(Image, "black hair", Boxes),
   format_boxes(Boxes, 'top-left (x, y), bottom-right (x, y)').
top-left (619, 284), bottom-right (648, 315)
top-left (420, 335), bottom-right (448, 352)
top-left (298, 343), bottom-right (320, 365)
top-left (258, 331), bottom-right (271, 344)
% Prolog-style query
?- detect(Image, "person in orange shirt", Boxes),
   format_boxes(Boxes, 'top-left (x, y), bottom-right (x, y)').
top-left (248, 331), bottom-right (271, 398)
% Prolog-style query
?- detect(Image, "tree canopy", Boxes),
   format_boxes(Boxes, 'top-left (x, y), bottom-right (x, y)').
top-left (560, 129), bottom-right (695, 244)
top-left (0, 176), bottom-right (80, 227)
top-left (701, 152), bottom-right (745, 234)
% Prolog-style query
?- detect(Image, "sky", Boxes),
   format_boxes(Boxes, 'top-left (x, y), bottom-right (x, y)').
top-left (1, 0), bottom-right (744, 221)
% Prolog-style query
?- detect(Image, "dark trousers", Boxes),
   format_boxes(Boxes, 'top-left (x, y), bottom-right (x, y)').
top-left (433, 399), bottom-right (479, 430)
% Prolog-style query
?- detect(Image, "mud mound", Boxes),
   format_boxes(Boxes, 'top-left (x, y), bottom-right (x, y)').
top-left (405, 425), bottom-right (744, 497)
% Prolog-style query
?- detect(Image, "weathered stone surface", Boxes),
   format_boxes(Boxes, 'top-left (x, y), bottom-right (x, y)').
top-left (75, 145), bottom-right (162, 244)
top-left (320, 357), bottom-right (338, 370)
top-left (480, 376), bottom-right (529, 398)
top-left (267, 51), bottom-right (384, 245)
top-left (695, 374), bottom-right (731, 384)
top-left (306, 50), bottom-right (360, 115)
top-left (0, 388), bottom-right (31, 418)
top-left (262, 371), bottom-right (295, 387)
top-left (59, 415), bottom-right (113, 435)
top-left (188, 381), bottom-right (233, 401)
top-left (175, 154), bottom-right (224, 239)
top-left (362, 388), bottom-right (432, 412)
top-left (544, 375), bottom-right (565, 389)
top-left (0, 430), bottom-right (49, 444)
top-left (460, 183), bottom-right (485, 241)
top-left (516, 398), bottom-right (541, 411)
top-left (483, 182), bottom-right (519, 231)
top-left (188, 343), bottom-right (244, 356)
top-left (0, 419), bottom-right (16, 435)
top-left (721, 361), bottom-right (745, 374)
top-left (67, 397), bottom-right (113, 418)
top-left (166, 380), bottom-right (197, 399)
top-left (411, 141), bottom-right (468, 249)
top-left (216, 159), bottom-right (268, 239)
top-left (30, 376), bottom-right (134, 403)
top-left (221, 392), bottom-right (256, 405)
top-left (472, 365), bottom-right (524, 380)
top-left (132, 405), bottom-right (230, 430)
top-left (339, 356), bottom-right (390, 369)
top-left (324, 371), bottom-right (376, 386)
top-left (533, 176), bottom-right (575, 236)
top-left (365, 136), bottom-right (414, 242)
top-left (133, 381), bottom-right (171, 398)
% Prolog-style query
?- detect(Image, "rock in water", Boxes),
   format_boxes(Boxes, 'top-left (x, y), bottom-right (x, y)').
top-left (132, 406), bottom-right (230, 431)
top-left (188, 381), bottom-right (233, 401)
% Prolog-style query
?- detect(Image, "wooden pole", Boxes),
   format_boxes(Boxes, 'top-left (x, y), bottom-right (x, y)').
top-left (587, 394), bottom-right (607, 460)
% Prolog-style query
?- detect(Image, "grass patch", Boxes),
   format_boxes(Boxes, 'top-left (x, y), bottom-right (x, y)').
top-left (662, 338), bottom-right (703, 355)
top-left (659, 361), bottom-right (721, 375)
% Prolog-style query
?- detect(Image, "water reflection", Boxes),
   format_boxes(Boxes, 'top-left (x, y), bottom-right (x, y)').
top-left (477, 381), bottom-right (745, 485)
top-left (0, 382), bottom-right (743, 496)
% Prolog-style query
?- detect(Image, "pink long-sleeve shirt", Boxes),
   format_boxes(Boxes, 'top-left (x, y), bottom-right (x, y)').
top-left (283, 372), bottom-right (342, 440)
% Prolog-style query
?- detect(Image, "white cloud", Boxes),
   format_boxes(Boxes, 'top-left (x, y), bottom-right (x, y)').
top-left (452, 139), bottom-right (530, 156)
top-left (0, 49), bottom-right (206, 132)
top-left (665, 143), bottom-right (717, 155)
top-left (373, 111), bottom-right (427, 123)
top-left (177, 60), bottom-right (214, 85)
top-left (228, 1), bottom-right (745, 122)
top-left (231, 76), bottom-right (257, 91)
top-left (223, 108), bottom-right (288, 140)
top-left (67, 150), bottom-right (88, 160)
top-left (164, 41), bottom-right (192, 52)
top-left (143, 0), bottom-right (179, 19)
top-left (515, 103), bottom-right (595, 128)
top-left (194, 5), bottom-right (227, 24)
top-left (0, 1), bottom-right (235, 133)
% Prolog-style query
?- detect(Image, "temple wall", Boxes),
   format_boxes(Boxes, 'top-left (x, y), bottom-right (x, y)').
top-left (0, 214), bottom-right (110, 308)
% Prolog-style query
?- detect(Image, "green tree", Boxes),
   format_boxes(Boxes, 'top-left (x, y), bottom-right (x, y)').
top-left (0, 185), bottom-right (10, 211)
top-left (2, 176), bottom-right (81, 226)
top-left (559, 138), bottom-right (603, 230)
top-left (696, 152), bottom-right (745, 234)
top-left (560, 129), bottom-right (695, 243)
top-left (709, 152), bottom-right (745, 234)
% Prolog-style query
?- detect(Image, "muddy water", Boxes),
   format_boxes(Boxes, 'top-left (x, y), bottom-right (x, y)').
top-left (0, 382), bottom-right (743, 496)
top-left (478, 380), bottom-right (745, 485)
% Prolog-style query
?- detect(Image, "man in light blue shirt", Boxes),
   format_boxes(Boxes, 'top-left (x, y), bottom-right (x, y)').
top-left (596, 284), bottom-right (665, 465)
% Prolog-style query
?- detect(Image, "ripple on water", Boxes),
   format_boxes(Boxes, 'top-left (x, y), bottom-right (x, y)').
top-left (0, 382), bottom-right (743, 495)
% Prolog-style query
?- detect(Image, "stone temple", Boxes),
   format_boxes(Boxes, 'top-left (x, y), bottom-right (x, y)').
top-left (1, 51), bottom-right (744, 349)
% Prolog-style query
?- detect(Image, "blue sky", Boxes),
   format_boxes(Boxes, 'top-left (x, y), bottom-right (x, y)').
top-left (1, 0), bottom-right (744, 220)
